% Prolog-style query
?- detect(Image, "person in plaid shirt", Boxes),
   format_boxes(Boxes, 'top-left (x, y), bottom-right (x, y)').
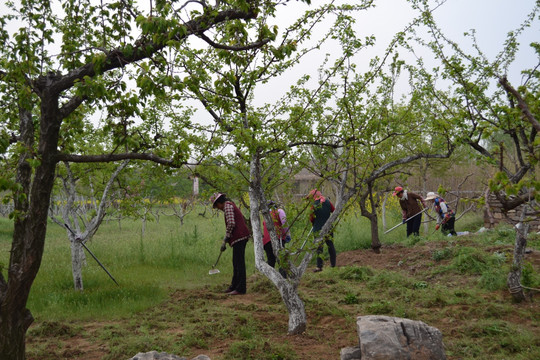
top-left (211, 193), bottom-right (250, 295)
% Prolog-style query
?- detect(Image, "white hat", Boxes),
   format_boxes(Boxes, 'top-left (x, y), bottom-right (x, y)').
top-left (425, 192), bottom-right (438, 201)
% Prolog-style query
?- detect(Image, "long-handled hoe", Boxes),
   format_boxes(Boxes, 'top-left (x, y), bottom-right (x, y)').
top-left (209, 249), bottom-right (224, 275)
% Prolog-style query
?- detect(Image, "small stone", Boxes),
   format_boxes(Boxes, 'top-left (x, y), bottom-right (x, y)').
top-left (340, 346), bottom-right (361, 360)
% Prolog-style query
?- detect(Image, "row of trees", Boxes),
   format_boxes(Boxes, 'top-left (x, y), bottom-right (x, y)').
top-left (0, 0), bottom-right (538, 358)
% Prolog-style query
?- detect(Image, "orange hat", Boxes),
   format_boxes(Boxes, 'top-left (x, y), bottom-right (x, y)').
top-left (392, 186), bottom-right (403, 196)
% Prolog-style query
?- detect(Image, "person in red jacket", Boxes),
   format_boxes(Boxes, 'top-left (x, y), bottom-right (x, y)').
top-left (211, 193), bottom-right (250, 295)
top-left (262, 200), bottom-right (290, 267)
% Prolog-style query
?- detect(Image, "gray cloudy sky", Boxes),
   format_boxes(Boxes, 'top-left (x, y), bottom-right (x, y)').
top-left (255, 0), bottom-right (539, 104)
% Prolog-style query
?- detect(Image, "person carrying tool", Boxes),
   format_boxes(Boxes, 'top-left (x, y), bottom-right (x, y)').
top-left (262, 200), bottom-right (290, 268)
top-left (307, 189), bottom-right (336, 273)
top-left (211, 193), bottom-right (250, 295)
top-left (425, 192), bottom-right (457, 236)
top-left (393, 186), bottom-right (427, 237)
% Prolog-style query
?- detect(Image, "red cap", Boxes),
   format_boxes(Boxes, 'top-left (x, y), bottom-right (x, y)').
top-left (392, 186), bottom-right (403, 196)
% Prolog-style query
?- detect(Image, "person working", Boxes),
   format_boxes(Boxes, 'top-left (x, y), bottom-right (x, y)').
top-left (307, 189), bottom-right (336, 273)
top-left (262, 200), bottom-right (290, 268)
top-left (211, 193), bottom-right (250, 295)
top-left (425, 192), bottom-right (457, 236)
top-left (393, 186), bottom-right (426, 237)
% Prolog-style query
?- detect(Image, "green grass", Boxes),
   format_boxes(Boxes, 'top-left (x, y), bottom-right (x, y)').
top-left (2, 208), bottom-right (540, 360)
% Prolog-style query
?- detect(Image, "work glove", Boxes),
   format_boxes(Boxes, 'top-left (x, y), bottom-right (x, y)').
top-left (435, 224), bottom-right (440, 231)
top-left (402, 219), bottom-right (406, 224)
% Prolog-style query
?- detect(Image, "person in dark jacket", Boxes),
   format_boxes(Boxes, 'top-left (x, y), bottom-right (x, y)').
top-left (307, 189), bottom-right (336, 272)
top-left (393, 186), bottom-right (426, 237)
top-left (211, 193), bottom-right (250, 295)
top-left (425, 192), bottom-right (457, 236)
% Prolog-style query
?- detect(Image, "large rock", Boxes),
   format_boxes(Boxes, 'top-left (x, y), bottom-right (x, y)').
top-left (128, 351), bottom-right (211, 360)
top-left (356, 315), bottom-right (446, 360)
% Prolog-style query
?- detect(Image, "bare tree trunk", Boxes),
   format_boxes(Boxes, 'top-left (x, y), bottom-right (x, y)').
top-left (0, 100), bottom-right (59, 359)
top-left (507, 209), bottom-right (529, 302)
top-left (359, 184), bottom-right (381, 252)
top-left (368, 187), bottom-right (381, 251)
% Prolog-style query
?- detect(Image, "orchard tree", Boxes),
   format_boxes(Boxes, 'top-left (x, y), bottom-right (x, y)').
top-left (0, 0), bottom-right (288, 357)
top-left (411, 0), bottom-right (539, 301)
top-left (50, 159), bottom-right (129, 291)
top-left (289, 16), bottom-right (456, 252)
top-left (176, 1), bottom-right (381, 333)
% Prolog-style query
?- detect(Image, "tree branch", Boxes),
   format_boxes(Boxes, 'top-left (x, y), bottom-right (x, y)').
top-left (197, 32), bottom-right (271, 51)
top-left (39, 7), bottom-right (260, 95)
top-left (55, 153), bottom-right (185, 167)
top-left (499, 76), bottom-right (540, 133)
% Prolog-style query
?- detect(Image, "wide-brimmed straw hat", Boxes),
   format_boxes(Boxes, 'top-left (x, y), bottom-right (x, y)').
top-left (425, 192), bottom-right (438, 201)
top-left (210, 193), bottom-right (226, 208)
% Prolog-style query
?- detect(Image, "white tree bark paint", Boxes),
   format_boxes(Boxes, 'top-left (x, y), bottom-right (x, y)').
top-left (249, 153), bottom-right (354, 334)
top-left (51, 160), bottom-right (129, 290)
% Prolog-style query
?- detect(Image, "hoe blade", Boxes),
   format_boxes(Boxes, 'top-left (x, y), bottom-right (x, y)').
top-left (209, 268), bottom-right (220, 275)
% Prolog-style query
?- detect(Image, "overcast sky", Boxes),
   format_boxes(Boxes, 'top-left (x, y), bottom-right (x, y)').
top-left (1, 0), bottom-right (537, 127)
top-left (254, 0), bottom-right (539, 104)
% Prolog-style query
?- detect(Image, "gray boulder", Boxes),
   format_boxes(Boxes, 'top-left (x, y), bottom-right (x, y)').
top-left (340, 346), bottom-right (362, 360)
top-left (129, 351), bottom-right (211, 360)
top-left (356, 315), bottom-right (446, 360)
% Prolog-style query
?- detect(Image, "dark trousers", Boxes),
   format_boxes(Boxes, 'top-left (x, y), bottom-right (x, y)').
top-left (264, 240), bottom-right (287, 278)
top-left (316, 236), bottom-right (336, 269)
top-left (442, 216), bottom-right (457, 236)
top-left (406, 214), bottom-right (422, 237)
top-left (264, 241), bottom-right (277, 268)
top-left (230, 240), bottom-right (247, 294)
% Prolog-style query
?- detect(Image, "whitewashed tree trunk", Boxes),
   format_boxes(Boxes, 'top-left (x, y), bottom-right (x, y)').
top-left (69, 234), bottom-right (85, 291)
top-left (421, 159), bottom-right (429, 235)
top-left (50, 160), bottom-right (129, 290)
top-left (249, 153), bottom-right (354, 334)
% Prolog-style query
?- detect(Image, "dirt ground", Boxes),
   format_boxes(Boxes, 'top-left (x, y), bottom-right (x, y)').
top-left (26, 242), bottom-right (540, 360)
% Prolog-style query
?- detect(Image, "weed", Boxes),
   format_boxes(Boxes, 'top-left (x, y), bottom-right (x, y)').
top-left (343, 293), bottom-right (359, 304)
top-left (451, 247), bottom-right (491, 275)
top-left (224, 339), bottom-right (297, 360)
top-left (413, 281), bottom-right (428, 289)
top-left (367, 270), bottom-right (412, 290)
top-left (479, 267), bottom-right (507, 291)
top-left (28, 321), bottom-right (80, 338)
top-left (338, 266), bottom-right (373, 281)
top-left (367, 300), bottom-right (394, 314)
top-left (522, 262), bottom-right (540, 288)
top-left (432, 247), bottom-right (452, 262)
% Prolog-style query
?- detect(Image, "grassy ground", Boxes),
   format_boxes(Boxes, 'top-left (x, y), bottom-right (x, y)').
top-left (0, 208), bottom-right (539, 359)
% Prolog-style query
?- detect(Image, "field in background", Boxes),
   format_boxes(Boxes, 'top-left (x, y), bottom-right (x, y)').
top-left (1, 207), bottom-right (539, 359)
top-left (0, 206), bottom-right (486, 320)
